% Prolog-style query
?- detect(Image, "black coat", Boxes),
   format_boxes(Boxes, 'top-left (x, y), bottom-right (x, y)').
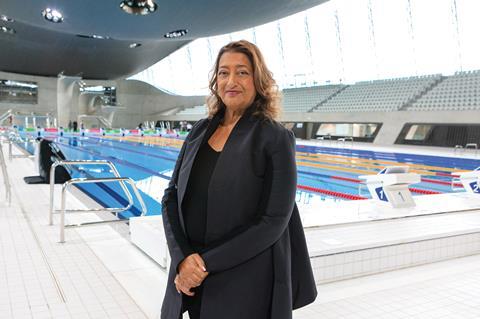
top-left (161, 107), bottom-right (317, 319)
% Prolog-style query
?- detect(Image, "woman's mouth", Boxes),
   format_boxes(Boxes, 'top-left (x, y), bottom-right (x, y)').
top-left (225, 90), bottom-right (241, 97)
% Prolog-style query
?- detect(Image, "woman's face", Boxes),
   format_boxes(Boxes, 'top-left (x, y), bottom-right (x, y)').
top-left (217, 51), bottom-right (256, 112)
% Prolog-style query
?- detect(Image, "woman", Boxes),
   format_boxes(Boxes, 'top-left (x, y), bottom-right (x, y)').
top-left (161, 40), bottom-right (317, 319)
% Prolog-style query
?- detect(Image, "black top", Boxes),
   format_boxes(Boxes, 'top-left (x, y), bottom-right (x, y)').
top-left (182, 142), bottom-right (221, 253)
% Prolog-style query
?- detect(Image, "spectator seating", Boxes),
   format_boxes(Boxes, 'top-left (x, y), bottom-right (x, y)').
top-left (173, 71), bottom-right (480, 115)
top-left (282, 85), bottom-right (344, 112)
top-left (406, 70), bottom-right (480, 111)
top-left (314, 75), bottom-right (441, 113)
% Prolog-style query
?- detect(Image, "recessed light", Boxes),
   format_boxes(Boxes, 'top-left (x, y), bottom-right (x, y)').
top-left (76, 34), bottom-right (111, 40)
top-left (0, 26), bottom-right (15, 34)
top-left (129, 43), bottom-right (141, 48)
top-left (120, 0), bottom-right (157, 15)
top-left (164, 29), bottom-right (188, 39)
top-left (92, 34), bottom-right (110, 39)
top-left (3, 80), bottom-right (37, 88)
top-left (42, 8), bottom-right (64, 23)
top-left (0, 15), bottom-right (14, 23)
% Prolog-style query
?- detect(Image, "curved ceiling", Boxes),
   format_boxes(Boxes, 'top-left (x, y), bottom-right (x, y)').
top-left (0, 0), bottom-right (328, 80)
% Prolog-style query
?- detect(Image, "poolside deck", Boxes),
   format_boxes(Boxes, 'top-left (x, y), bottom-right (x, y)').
top-left (1, 141), bottom-right (480, 318)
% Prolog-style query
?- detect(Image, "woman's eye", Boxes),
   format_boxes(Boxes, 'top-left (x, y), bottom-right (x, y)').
top-left (239, 70), bottom-right (249, 75)
top-left (218, 71), bottom-right (228, 76)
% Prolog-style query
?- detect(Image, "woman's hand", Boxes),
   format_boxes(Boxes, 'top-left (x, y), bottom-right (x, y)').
top-left (175, 274), bottom-right (194, 296)
top-left (176, 253), bottom-right (209, 295)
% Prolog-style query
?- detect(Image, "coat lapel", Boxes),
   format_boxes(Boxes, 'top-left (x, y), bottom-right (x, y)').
top-left (177, 110), bottom-right (224, 231)
top-left (207, 108), bottom-right (254, 189)
top-left (204, 107), bottom-right (257, 240)
top-left (177, 106), bottom-right (257, 233)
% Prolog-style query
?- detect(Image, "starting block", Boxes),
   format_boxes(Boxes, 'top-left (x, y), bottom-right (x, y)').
top-left (359, 166), bottom-right (420, 208)
top-left (455, 167), bottom-right (480, 194)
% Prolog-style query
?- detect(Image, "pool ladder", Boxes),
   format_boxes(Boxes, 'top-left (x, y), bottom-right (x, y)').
top-left (49, 160), bottom-right (147, 243)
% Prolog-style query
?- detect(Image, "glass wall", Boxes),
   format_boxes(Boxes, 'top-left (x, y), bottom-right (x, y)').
top-left (315, 122), bottom-right (380, 141)
top-left (397, 123), bottom-right (480, 147)
top-left (131, 0), bottom-right (480, 95)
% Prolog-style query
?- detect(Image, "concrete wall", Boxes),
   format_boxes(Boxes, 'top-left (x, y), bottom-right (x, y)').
top-left (114, 79), bottom-right (205, 127)
top-left (2, 70), bottom-right (479, 145)
top-left (0, 71), bottom-right (205, 128)
top-left (160, 109), bottom-right (480, 146)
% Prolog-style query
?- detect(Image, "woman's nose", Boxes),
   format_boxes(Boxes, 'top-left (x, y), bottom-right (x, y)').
top-left (226, 73), bottom-right (237, 86)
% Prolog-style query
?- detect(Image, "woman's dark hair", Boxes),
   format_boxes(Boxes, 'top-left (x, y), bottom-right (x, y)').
top-left (207, 40), bottom-right (282, 121)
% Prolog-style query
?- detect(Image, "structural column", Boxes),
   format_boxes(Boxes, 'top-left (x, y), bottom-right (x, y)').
top-left (57, 76), bottom-right (81, 128)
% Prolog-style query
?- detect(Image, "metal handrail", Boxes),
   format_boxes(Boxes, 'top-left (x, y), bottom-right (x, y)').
top-left (9, 141), bottom-right (36, 160)
top-left (0, 140), bottom-right (11, 205)
top-left (7, 131), bottom-right (37, 160)
top-left (78, 114), bottom-right (113, 129)
top-left (337, 136), bottom-right (354, 149)
top-left (465, 143), bottom-right (479, 157)
top-left (58, 176), bottom-right (146, 243)
top-left (454, 144), bottom-right (464, 155)
top-left (0, 109), bottom-right (13, 125)
top-left (49, 160), bottom-right (138, 225)
top-left (316, 135), bottom-right (332, 147)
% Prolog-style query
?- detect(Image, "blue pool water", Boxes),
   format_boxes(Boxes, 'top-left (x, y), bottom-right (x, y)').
top-left (16, 133), bottom-right (480, 219)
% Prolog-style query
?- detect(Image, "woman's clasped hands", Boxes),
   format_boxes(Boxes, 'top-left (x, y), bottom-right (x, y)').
top-left (175, 253), bottom-right (209, 296)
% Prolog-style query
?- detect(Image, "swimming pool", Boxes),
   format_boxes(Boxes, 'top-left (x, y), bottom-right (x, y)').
top-left (15, 132), bottom-right (480, 218)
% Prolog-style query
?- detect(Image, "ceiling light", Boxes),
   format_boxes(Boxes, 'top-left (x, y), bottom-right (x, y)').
top-left (4, 80), bottom-right (37, 88)
top-left (129, 43), bottom-right (141, 48)
top-left (120, 0), bottom-right (157, 15)
top-left (164, 29), bottom-right (188, 39)
top-left (92, 34), bottom-right (109, 39)
top-left (0, 26), bottom-right (15, 34)
top-left (83, 86), bottom-right (106, 92)
top-left (42, 8), bottom-right (64, 23)
top-left (0, 15), bottom-right (14, 23)
top-left (76, 34), bottom-right (111, 40)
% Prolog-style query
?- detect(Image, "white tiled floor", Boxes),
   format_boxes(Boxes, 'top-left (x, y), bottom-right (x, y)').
top-left (305, 210), bottom-right (480, 256)
top-left (294, 254), bottom-right (480, 318)
top-left (298, 192), bottom-right (480, 228)
top-left (1, 142), bottom-right (480, 319)
top-left (0, 145), bottom-right (150, 319)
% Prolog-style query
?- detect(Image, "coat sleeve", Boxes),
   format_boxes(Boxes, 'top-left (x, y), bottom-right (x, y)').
top-left (201, 128), bottom-right (297, 273)
top-left (162, 133), bottom-right (195, 269)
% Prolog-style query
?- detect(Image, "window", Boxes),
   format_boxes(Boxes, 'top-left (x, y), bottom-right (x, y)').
top-left (316, 122), bottom-right (380, 141)
top-left (0, 80), bottom-right (38, 104)
top-left (405, 124), bottom-right (432, 140)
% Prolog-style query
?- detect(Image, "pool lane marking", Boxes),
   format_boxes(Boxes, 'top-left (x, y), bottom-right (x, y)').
top-left (296, 151), bottom-right (469, 174)
top-left (297, 156), bottom-right (451, 177)
top-left (102, 135), bottom-right (184, 147)
top-left (62, 137), bottom-right (178, 162)
top-left (60, 134), bottom-right (470, 176)
top-left (57, 139), bottom-right (366, 199)
top-left (87, 135), bottom-right (462, 174)
top-left (62, 136), bottom-right (455, 189)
